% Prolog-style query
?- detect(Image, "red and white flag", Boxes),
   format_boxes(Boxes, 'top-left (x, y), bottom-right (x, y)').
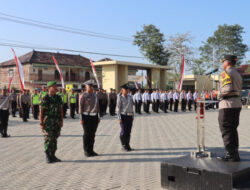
top-left (134, 81), bottom-right (139, 89)
top-left (11, 48), bottom-right (25, 90)
top-left (8, 75), bottom-right (14, 93)
top-left (90, 59), bottom-right (100, 88)
top-left (178, 55), bottom-right (185, 91)
top-left (52, 56), bottom-right (65, 89)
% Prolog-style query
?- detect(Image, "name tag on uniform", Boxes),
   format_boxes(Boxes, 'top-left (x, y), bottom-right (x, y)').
top-left (221, 71), bottom-right (232, 87)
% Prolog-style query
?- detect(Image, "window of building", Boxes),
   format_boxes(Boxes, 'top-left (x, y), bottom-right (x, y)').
top-left (54, 70), bottom-right (60, 80)
top-left (66, 72), bottom-right (69, 81)
top-left (85, 71), bottom-right (90, 80)
top-left (8, 69), bottom-right (14, 77)
top-left (38, 69), bottom-right (43, 81)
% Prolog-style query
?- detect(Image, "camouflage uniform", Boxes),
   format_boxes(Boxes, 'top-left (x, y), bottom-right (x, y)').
top-left (40, 94), bottom-right (62, 156)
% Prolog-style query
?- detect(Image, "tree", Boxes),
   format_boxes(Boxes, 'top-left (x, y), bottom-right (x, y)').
top-left (190, 58), bottom-right (206, 75)
top-left (199, 24), bottom-right (249, 69)
top-left (166, 32), bottom-right (194, 81)
top-left (133, 24), bottom-right (170, 65)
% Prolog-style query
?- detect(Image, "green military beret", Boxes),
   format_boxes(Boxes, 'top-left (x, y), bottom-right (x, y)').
top-left (47, 81), bottom-right (57, 87)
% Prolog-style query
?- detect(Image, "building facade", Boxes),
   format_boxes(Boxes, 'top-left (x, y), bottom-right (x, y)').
top-left (0, 50), bottom-right (98, 90)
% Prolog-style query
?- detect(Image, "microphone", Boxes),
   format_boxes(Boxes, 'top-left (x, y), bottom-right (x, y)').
top-left (205, 68), bottom-right (218, 75)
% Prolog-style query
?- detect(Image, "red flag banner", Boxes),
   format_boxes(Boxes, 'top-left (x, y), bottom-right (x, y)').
top-left (11, 48), bottom-right (25, 90)
top-left (178, 55), bottom-right (185, 91)
top-left (90, 59), bottom-right (100, 88)
top-left (8, 75), bottom-right (14, 93)
top-left (52, 56), bottom-right (65, 89)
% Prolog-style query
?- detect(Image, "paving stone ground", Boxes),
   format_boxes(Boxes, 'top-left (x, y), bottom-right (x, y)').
top-left (0, 109), bottom-right (250, 190)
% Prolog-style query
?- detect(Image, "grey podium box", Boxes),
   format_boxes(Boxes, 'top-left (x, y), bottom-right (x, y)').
top-left (161, 151), bottom-right (250, 190)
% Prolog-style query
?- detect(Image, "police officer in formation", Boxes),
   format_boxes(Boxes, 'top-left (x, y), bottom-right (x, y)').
top-left (0, 87), bottom-right (11, 138)
top-left (62, 88), bottom-right (68, 118)
top-left (9, 88), bottom-right (17, 117)
top-left (79, 80), bottom-right (100, 157)
top-left (103, 90), bottom-right (108, 115)
top-left (173, 90), bottom-right (179, 112)
top-left (40, 81), bottom-right (63, 163)
top-left (117, 84), bottom-right (134, 151)
top-left (160, 90), bottom-right (168, 113)
top-left (31, 89), bottom-right (40, 120)
top-left (20, 89), bottom-right (31, 122)
top-left (180, 90), bottom-right (187, 112)
top-left (142, 89), bottom-right (150, 114)
top-left (168, 89), bottom-right (174, 111)
top-left (68, 88), bottom-right (77, 119)
top-left (108, 88), bottom-right (117, 116)
top-left (186, 91), bottom-right (193, 111)
top-left (133, 89), bottom-right (142, 114)
top-left (215, 55), bottom-right (242, 162)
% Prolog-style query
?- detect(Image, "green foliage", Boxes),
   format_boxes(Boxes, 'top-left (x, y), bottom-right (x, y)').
top-left (133, 24), bottom-right (170, 65)
top-left (199, 24), bottom-right (249, 68)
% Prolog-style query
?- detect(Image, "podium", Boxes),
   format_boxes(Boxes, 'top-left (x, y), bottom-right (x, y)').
top-left (191, 99), bottom-right (218, 158)
top-left (161, 99), bottom-right (250, 189)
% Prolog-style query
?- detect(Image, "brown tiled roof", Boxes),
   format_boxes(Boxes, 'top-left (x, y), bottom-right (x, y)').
top-left (0, 50), bottom-right (91, 67)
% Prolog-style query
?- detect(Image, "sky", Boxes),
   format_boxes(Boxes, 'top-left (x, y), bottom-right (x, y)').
top-left (0, 0), bottom-right (250, 65)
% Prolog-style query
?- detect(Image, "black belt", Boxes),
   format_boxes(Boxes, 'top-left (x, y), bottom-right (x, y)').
top-left (223, 95), bottom-right (239, 99)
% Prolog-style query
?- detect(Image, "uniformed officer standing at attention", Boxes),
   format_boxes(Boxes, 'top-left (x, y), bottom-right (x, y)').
top-left (10, 88), bottom-right (17, 117)
top-left (103, 90), bottom-right (108, 115)
top-left (31, 89), bottom-right (40, 120)
top-left (20, 89), bottom-right (31, 122)
top-left (17, 90), bottom-right (23, 118)
top-left (173, 89), bottom-right (179, 112)
top-left (40, 81), bottom-right (63, 163)
top-left (62, 88), bottom-right (68, 118)
top-left (97, 89), bottom-right (104, 117)
top-left (168, 89), bottom-right (174, 111)
top-left (108, 88), bottom-right (117, 116)
top-left (214, 55), bottom-right (242, 162)
top-left (68, 88), bottom-right (77, 119)
top-left (0, 87), bottom-right (11, 138)
top-left (117, 84), bottom-right (134, 151)
top-left (39, 86), bottom-right (48, 101)
top-left (79, 80), bottom-right (100, 157)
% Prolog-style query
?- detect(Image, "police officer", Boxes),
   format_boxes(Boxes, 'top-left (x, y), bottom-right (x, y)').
top-left (79, 80), bottom-right (100, 157)
top-left (117, 84), bottom-right (134, 151)
top-left (103, 90), bottom-right (108, 115)
top-left (62, 89), bottom-right (68, 118)
top-left (40, 81), bottom-right (63, 163)
top-left (68, 88), bottom-right (77, 119)
top-left (10, 88), bottom-right (17, 117)
top-left (17, 90), bottom-right (23, 118)
top-left (142, 90), bottom-right (150, 114)
top-left (40, 86), bottom-right (48, 101)
top-left (168, 89), bottom-right (174, 111)
top-left (133, 89), bottom-right (142, 114)
top-left (97, 89), bottom-right (104, 117)
top-left (213, 55), bottom-right (242, 162)
top-left (20, 89), bottom-right (31, 122)
top-left (108, 88), bottom-right (117, 116)
top-left (173, 89), bottom-right (179, 112)
top-left (0, 87), bottom-right (11, 138)
top-left (31, 89), bottom-right (40, 120)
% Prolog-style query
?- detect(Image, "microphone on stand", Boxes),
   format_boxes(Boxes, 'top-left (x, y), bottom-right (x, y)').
top-left (205, 68), bottom-right (218, 76)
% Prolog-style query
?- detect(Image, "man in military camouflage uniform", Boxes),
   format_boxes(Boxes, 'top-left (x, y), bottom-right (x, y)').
top-left (215, 55), bottom-right (242, 162)
top-left (40, 81), bottom-right (63, 163)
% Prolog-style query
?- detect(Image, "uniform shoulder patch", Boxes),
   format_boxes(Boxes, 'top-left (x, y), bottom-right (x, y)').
top-left (220, 71), bottom-right (232, 87)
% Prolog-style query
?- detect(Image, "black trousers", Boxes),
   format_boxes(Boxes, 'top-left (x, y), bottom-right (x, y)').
top-left (155, 100), bottom-right (159, 113)
top-left (33, 105), bottom-right (39, 119)
top-left (194, 101), bottom-right (197, 111)
top-left (11, 101), bottom-right (17, 117)
top-left (21, 103), bottom-right (29, 121)
top-left (70, 103), bottom-right (76, 118)
top-left (120, 115), bottom-right (133, 147)
top-left (99, 100), bottom-right (103, 116)
top-left (82, 115), bottom-right (98, 153)
top-left (0, 110), bottom-right (9, 136)
top-left (109, 100), bottom-right (116, 115)
top-left (169, 98), bottom-right (173, 111)
top-left (218, 108), bottom-right (241, 153)
top-left (174, 100), bottom-right (179, 112)
top-left (163, 100), bottom-right (168, 113)
top-left (188, 100), bottom-right (192, 111)
top-left (135, 101), bottom-right (142, 114)
top-left (181, 99), bottom-right (187, 111)
top-left (143, 100), bottom-right (150, 113)
top-left (63, 103), bottom-right (67, 117)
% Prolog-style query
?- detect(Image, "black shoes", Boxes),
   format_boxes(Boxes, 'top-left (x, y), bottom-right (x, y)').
top-left (84, 151), bottom-right (98, 157)
top-left (1, 134), bottom-right (10, 138)
top-left (51, 155), bottom-right (61, 162)
top-left (45, 151), bottom-right (61, 163)
top-left (217, 152), bottom-right (240, 162)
